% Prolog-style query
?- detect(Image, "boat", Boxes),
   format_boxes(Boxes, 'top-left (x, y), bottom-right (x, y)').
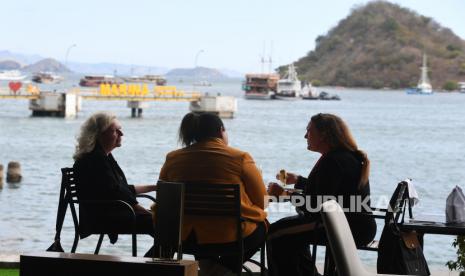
top-left (301, 83), bottom-right (319, 100)
top-left (79, 75), bottom-right (122, 87)
top-left (242, 73), bottom-right (279, 100)
top-left (31, 72), bottom-right (64, 84)
top-left (275, 64), bottom-right (301, 100)
top-left (459, 82), bottom-right (465, 93)
top-left (194, 80), bottom-right (212, 87)
top-left (406, 53), bottom-right (433, 95)
top-left (0, 70), bottom-right (26, 81)
top-left (121, 75), bottom-right (167, 85)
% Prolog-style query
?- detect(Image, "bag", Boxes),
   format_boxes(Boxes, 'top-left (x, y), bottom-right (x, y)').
top-left (377, 222), bottom-right (430, 275)
top-left (446, 185), bottom-right (465, 224)
top-left (46, 178), bottom-right (68, 252)
top-left (377, 181), bottom-right (430, 275)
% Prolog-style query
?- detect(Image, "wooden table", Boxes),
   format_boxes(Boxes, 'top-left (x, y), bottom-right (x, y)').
top-left (20, 252), bottom-right (198, 276)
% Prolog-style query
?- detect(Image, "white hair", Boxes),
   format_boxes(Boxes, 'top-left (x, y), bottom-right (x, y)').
top-left (73, 111), bottom-right (117, 161)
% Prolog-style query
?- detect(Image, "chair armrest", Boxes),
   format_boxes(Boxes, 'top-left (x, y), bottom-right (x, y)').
top-left (136, 194), bottom-right (156, 202)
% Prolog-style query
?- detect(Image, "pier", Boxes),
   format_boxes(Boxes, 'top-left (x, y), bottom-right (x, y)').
top-left (0, 84), bottom-right (237, 118)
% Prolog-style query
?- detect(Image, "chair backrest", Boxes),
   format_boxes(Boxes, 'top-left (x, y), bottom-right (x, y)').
top-left (154, 181), bottom-right (184, 259)
top-left (61, 168), bottom-right (80, 234)
top-left (321, 200), bottom-right (369, 276)
top-left (183, 183), bottom-right (242, 242)
top-left (386, 180), bottom-right (410, 225)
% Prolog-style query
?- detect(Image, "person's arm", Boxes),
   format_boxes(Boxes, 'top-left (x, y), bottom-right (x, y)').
top-left (241, 152), bottom-right (267, 209)
top-left (134, 185), bottom-right (157, 194)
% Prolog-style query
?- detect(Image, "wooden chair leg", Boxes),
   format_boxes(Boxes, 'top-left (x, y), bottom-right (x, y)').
top-left (94, 234), bottom-right (104, 254)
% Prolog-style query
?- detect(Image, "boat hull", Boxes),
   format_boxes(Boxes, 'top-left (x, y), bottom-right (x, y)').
top-left (244, 92), bottom-right (275, 100)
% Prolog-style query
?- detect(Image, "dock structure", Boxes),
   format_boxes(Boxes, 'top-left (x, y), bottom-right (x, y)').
top-left (0, 84), bottom-right (237, 118)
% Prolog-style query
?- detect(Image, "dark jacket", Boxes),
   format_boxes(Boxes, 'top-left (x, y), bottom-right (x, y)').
top-left (295, 148), bottom-right (376, 245)
top-left (73, 144), bottom-right (137, 206)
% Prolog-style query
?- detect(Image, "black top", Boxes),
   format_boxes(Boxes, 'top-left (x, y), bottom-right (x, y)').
top-left (73, 144), bottom-right (137, 206)
top-left (295, 148), bottom-right (376, 244)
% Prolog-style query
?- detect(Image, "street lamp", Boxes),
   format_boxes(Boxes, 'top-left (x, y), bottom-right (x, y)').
top-left (193, 49), bottom-right (204, 91)
top-left (65, 44), bottom-right (77, 72)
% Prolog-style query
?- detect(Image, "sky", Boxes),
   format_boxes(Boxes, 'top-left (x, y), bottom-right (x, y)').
top-left (2, 0), bottom-right (464, 73)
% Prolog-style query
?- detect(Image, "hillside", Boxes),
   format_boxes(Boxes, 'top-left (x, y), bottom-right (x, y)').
top-left (23, 58), bottom-right (71, 73)
top-left (0, 60), bottom-right (21, 70)
top-left (289, 1), bottom-right (465, 89)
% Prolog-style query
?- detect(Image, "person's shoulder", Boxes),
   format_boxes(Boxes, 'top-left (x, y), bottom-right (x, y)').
top-left (165, 148), bottom-right (184, 159)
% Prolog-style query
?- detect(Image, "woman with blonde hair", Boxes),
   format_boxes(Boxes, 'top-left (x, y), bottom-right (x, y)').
top-left (73, 112), bottom-right (156, 245)
top-left (267, 113), bottom-right (376, 276)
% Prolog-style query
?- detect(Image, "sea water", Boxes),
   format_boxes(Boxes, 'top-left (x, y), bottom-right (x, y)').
top-left (1, 78), bottom-right (464, 268)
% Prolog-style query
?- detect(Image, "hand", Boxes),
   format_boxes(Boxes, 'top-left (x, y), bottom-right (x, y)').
top-left (267, 182), bottom-right (285, 197)
top-left (275, 171), bottom-right (299, 184)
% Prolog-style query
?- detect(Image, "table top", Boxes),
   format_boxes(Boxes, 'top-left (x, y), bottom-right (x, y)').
top-left (401, 221), bottom-right (465, 235)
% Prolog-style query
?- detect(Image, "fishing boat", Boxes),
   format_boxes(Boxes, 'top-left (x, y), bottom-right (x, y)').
top-left (0, 70), bottom-right (26, 81)
top-left (79, 75), bottom-right (122, 87)
top-left (243, 73), bottom-right (279, 100)
top-left (406, 53), bottom-right (433, 95)
top-left (31, 72), bottom-right (64, 84)
top-left (275, 64), bottom-right (301, 100)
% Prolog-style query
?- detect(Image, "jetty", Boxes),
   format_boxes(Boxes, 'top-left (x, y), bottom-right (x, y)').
top-left (0, 84), bottom-right (237, 118)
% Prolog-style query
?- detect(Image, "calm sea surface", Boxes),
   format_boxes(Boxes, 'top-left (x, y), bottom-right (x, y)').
top-left (1, 78), bottom-right (465, 268)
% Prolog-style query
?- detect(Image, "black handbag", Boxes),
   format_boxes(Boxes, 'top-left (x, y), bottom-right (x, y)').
top-left (377, 222), bottom-right (430, 275)
top-left (377, 182), bottom-right (430, 275)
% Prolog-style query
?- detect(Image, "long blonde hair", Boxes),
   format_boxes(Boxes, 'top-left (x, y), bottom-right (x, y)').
top-left (311, 113), bottom-right (370, 187)
top-left (73, 112), bottom-right (116, 161)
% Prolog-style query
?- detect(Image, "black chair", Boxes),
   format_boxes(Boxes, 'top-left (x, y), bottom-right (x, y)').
top-left (155, 181), bottom-right (267, 276)
top-left (310, 180), bottom-right (412, 276)
top-left (61, 167), bottom-right (156, 256)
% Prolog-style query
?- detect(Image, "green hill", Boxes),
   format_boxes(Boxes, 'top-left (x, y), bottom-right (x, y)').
top-left (288, 1), bottom-right (465, 89)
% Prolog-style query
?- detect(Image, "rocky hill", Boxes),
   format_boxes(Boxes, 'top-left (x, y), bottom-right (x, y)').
top-left (288, 1), bottom-right (465, 89)
top-left (0, 60), bottom-right (21, 70)
top-left (23, 58), bottom-right (71, 73)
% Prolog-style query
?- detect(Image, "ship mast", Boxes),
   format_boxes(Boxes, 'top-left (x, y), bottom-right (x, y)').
top-left (419, 53), bottom-right (430, 86)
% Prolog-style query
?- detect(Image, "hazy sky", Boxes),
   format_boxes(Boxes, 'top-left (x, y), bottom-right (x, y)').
top-left (2, 0), bottom-right (464, 73)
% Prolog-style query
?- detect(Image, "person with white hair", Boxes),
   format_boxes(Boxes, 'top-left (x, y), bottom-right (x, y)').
top-left (73, 111), bottom-right (156, 244)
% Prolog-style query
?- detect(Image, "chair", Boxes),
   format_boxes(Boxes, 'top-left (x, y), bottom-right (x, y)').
top-left (60, 167), bottom-right (156, 256)
top-left (310, 180), bottom-right (411, 275)
top-left (155, 181), bottom-right (266, 276)
top-left (320, 200), bottom-right (404, 276)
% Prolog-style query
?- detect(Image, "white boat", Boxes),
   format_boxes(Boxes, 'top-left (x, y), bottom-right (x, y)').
top-left (459, 82), bottom-right (465, 93)
top-left (32, 72), bottom-right (64, 84)
top-left (243, 73), bottom-right (279, 100)
top-left (275, 64), bottom-right (301, 100)
top-left (301, 83), bottom-right (319, 100)
top-left (0, 70), bottom-right (27, 81)
top-left (406, 53), bottom-right (433, 95)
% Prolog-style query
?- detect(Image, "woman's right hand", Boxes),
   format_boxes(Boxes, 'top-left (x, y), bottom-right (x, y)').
top-left (275, 171), bottom-right (299, 184)
top-left (267, 182), bottom-right (285, 197)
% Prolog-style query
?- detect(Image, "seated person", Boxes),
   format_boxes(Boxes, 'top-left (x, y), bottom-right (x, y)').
top-left (267, 113), bottom-right (377, 276)
top-left (73, 112), bottom-right (156, 243)
top-left (158, 112), bottom-right (268, 275)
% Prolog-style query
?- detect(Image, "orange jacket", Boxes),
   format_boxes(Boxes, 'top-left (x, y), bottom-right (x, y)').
top-left (159, 138), bottom-right (267, 244)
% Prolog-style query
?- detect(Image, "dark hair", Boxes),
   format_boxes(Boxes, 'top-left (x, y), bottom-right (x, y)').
top-left (311, 113), bottom-right (370, 188)
top-left (179, 112), bottom-right (224, 146)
